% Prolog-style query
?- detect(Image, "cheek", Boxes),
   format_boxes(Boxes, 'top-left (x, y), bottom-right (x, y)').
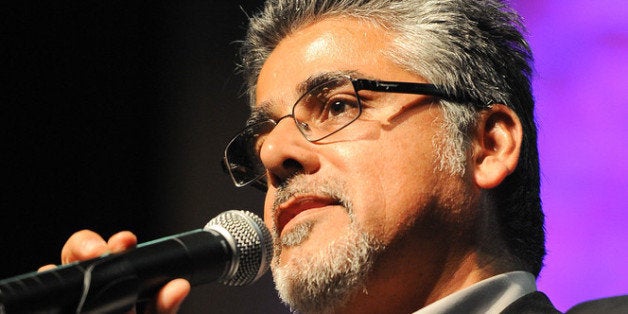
top-left (336, 125), bottom-right (441, 240)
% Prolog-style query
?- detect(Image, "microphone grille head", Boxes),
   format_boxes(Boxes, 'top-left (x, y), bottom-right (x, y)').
top-left (205, 210), bottom-right (273, 286)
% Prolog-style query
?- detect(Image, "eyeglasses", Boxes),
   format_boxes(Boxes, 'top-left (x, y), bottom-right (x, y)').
top-left (222, 75), bottom-right (463, 190)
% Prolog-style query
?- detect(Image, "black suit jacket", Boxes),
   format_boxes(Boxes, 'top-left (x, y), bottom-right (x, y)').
top-left (501, 292), bottom-right (628, 314)
top-left (566, 295), bottom-right (628, 314)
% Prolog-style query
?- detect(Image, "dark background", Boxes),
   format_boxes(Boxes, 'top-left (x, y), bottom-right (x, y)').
top-left (2, 1), bottom-right (289, 312)
top-left (3, 1), bottom-right (627, 312)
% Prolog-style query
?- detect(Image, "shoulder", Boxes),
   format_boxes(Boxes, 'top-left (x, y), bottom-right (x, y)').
top-left (501, 293), bottom-right (628, 314)
top-left (566, 295), bottom-right (628, 314)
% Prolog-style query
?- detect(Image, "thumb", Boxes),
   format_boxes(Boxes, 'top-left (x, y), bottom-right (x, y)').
top-left (148, 279), bottom-right (191, 314)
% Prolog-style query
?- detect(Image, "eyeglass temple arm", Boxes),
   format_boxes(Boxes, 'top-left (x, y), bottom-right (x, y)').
top-left (352, 79), bottom-right (469, 103)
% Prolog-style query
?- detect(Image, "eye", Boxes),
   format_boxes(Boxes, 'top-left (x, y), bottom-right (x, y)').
top-left (328, 99), bottom-right (358, 117)
top-left (313, 94), bottom-right (360, 128)
top-left (293, 77), bottom-right (361, 132)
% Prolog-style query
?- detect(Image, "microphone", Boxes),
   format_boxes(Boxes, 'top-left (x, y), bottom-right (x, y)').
top-left (0, 210), bottom-right (273, 313)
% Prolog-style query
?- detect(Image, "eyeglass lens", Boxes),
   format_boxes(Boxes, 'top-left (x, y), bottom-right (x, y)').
top-left (293, 76), bottom-right (361, 141)
top-left (224, 120), bottom-right (276, 186)
top-left (224, 76), bottom-right (362, 187)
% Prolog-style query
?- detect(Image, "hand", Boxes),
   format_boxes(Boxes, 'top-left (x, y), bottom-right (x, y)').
top-left (39, 230), bottom-right (190, 313)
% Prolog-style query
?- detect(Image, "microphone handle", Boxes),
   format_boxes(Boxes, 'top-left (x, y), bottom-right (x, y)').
top-left (0, 229), bottom-right (232, 313)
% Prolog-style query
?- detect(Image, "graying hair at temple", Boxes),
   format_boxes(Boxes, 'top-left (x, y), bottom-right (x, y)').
top-left (238, 0), bottom-right (544, 276)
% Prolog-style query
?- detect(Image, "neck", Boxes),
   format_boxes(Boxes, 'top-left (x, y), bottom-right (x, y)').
top-left (330, 225), bottom-right (519, 314)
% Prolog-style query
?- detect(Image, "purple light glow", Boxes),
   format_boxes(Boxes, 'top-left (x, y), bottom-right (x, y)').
top-left (512, 0), bottom-right (628, 310)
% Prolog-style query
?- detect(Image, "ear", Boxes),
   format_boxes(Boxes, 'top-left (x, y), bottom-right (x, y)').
top-left (472, 104), bottom-right (523, 189)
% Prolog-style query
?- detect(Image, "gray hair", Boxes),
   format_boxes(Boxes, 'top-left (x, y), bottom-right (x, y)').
top-left (239, 0), bottom-right (544, 276)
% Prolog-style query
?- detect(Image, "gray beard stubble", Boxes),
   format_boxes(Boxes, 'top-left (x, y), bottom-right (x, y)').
top-left (270, 176), bottom-right (384, 313)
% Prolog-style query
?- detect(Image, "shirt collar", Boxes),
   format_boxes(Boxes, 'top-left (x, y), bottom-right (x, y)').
top-left (413, 271), bottom-right (537, 314)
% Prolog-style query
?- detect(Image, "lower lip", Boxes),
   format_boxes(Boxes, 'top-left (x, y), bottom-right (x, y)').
top-left (281, 205), bottom-right (338, 236)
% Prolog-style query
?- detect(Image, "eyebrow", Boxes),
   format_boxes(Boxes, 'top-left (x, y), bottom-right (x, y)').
top-left (296, 70), bottom-right (358, 95)
top-left (249, 70), bottom-right (362, 124)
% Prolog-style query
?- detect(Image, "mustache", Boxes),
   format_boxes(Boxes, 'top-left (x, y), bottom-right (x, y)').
top-left (271, 174), bottom-right (353, 215)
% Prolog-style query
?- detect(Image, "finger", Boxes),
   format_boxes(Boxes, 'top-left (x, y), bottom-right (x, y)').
top-left (61, 230), bottom-right (108, 264)
top-left (37, 264), bottom-right (57, 272)
top-left (151, 279), bottom-right (191, 314)
top-left (107, 231), bottom-right (138, 253)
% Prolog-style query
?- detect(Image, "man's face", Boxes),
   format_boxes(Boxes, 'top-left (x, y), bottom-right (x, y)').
top-left (255, 18), bottom-right (477, 311)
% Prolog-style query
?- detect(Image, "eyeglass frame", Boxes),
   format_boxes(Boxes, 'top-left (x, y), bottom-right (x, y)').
top-left (222, 75), bottom-right (476, 190)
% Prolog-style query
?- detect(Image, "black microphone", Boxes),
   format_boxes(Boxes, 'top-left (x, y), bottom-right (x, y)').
top-left (0, 210), bottom-right (273, 313)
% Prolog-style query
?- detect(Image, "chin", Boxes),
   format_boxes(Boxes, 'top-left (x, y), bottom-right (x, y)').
top-left (271, 227), bottom-right (385, 313)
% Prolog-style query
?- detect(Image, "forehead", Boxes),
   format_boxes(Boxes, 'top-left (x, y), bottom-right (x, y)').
top-left (255, 18), bottom-right (421, 112)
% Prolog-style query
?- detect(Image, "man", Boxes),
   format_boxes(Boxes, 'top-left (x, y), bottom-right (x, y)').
top-left (57, 0), bottom-right (556, 313)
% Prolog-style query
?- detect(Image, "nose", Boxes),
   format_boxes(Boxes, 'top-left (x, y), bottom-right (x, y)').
top-left (259, 118), bottom-right (320, 187)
